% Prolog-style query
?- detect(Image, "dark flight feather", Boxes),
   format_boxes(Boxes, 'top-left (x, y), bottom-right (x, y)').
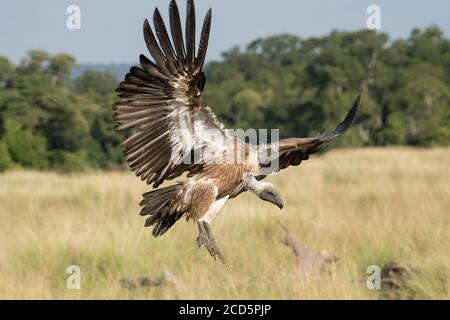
top-left (185, 0), bottom-right (196, 68)
top-left (169, 0), bottom-right (186, 63)
top-left (153, 8), bottom-right (178, 72)
top-left (143, 19), bottom-right (170, 75)
top-left (195, 9), bottom-right (212, 73)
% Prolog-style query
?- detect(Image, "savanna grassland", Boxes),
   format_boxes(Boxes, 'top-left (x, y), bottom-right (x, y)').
top-left (0, 148), bottom-right (449, 299)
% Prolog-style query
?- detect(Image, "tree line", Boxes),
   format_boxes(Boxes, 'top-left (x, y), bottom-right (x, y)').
top-left (0, 27), bottom-right (449, 172)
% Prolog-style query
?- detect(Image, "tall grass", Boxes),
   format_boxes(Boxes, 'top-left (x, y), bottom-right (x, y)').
top-left (0, 147), bottom-right (448, 299)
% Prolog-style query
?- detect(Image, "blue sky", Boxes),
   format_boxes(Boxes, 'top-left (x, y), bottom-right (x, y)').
top-left (1, 0), bottom-right (449, 64)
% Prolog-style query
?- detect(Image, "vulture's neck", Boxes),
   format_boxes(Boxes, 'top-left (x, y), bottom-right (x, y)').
top-left (243, 172), bottom-right (270, 194)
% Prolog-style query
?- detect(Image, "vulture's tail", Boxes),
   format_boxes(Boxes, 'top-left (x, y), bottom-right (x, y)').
top-left (139, 184), bottom-right (184, 237)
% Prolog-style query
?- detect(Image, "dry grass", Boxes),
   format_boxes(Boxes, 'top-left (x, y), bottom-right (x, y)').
top-left (0, 147), bottom-right (449, 299)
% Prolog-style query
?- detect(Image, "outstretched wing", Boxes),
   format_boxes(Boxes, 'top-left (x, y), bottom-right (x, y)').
top-left (259, 95), bottom-right (361, 175)
top-left (113, 0), bottom-right (230, 188)
top-left (229, 96), bottom-right (361, 198)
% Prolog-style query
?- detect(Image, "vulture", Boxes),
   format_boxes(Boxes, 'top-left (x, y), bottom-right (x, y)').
top-left (113, 0), bottom-right (360, 263)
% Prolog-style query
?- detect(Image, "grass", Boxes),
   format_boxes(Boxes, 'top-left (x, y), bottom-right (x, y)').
top-left (0, 147), bottom-right (449, 299)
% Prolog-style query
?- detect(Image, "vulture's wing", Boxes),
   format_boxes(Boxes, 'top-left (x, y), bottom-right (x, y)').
top-left (113, 0), bottom-right (230, 188)
top-left (259, 96), bottom-right (361, 176)
top-left (229, 95), bottom-right (360, 198)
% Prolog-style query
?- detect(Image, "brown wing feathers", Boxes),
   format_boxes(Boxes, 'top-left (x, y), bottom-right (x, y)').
top-left (277, 95), bottom-right (361, 170)
top-left (256, 95), bottom-right (361, 177)
top-left (113, 0), bottom-right (213, 188)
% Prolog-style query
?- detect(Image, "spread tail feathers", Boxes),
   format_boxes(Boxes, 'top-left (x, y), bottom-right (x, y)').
top-left (139, 184), bottom-right (184, 237)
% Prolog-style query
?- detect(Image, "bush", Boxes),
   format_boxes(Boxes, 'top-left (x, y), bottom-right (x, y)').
top-left (373, 114), bottom-right (407, 146)
top-left (49, 150), bottom-right (89, 173)
top-left (0, 140), bottom-right (13, 172)
top-left (3, 126), bottom-right (49, 169)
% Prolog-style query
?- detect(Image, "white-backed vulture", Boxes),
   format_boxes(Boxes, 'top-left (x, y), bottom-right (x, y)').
top-left (113, 0), bottom-right (360, 263)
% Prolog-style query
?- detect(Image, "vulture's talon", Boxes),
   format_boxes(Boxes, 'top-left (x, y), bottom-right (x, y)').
top-left (205, 239), bottom-right (226, 264)
top-left (196, 221), bottom-right (226, 264)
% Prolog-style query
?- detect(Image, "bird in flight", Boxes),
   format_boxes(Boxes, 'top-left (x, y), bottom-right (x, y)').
top-left (113, 0), bottom-right (360, 264)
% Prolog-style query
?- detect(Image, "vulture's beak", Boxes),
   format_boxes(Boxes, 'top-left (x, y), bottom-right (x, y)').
top-left (276, 197), bottom-right (284, 210)
top-left (259, 189), bottom-right (284, 210)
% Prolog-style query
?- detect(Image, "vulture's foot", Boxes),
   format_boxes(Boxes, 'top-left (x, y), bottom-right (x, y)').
top-left (196, 221), bottom-right (209, 248)
top-left (196, 221), bottom-right (226, 264)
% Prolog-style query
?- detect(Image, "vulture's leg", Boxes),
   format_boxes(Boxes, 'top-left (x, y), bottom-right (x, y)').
top-left (196, 221), bottom-right (209, 249)
top-left (203, 222), bottom-right (226, 264)
top-left (196, 221), bottom-right (226, 264)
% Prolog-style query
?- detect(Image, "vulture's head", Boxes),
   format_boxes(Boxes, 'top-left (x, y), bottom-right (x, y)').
top-left (255, 182), bottom-right (284, 210)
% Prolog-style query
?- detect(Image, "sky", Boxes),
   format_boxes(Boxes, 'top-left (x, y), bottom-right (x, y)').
top-left (1, 0), bottom-right (449, 64)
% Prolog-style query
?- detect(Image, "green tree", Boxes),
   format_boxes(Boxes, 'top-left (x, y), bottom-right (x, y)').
top-left (0, 140), bottom-right (13, 171)
top-left (48, 54), bottom-right (76, 85)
